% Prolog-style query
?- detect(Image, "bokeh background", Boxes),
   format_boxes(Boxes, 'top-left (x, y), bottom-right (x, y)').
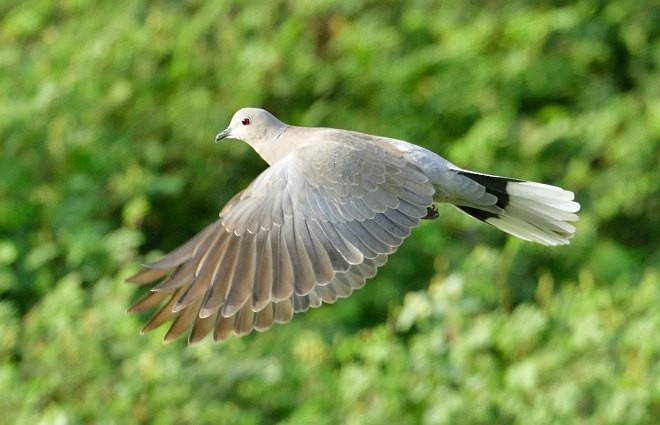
top-left (1, 0), bottom-right (659, 424)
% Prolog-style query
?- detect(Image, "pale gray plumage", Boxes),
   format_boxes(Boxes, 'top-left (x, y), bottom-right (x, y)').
top-left (127, 107), bottom-right (580, 344)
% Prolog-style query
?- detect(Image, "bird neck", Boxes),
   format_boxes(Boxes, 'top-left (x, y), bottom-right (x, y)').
top-left (250, 125), bottom-right (292, 165)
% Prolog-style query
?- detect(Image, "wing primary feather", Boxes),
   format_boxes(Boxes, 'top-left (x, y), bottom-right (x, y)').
top-left (125, 267), bottom-right (172, 285)
top-left (163, 297), bottom-right (203, 343)
top-left (273, 299), bottom-right (294, 323)
top-left (221, 233), bottom-right (258, 317)
top-left (336, 270), bottom-right (366, 290)
top-left (213, 314), bottom-right (236, 341)
top-left (140, 288), bottom-right (184, 333)
top-left (315, 285), bottom-right (338, 304)
top-left (233, 304), bottom-right (255, 336)
top-left (350, 261), bottom-right (377, 278)
top-left (127, 290), bottom-right (170, 313)
top-left (152, 225), bottom-right (222, 292)
top-left (330, 273), bottom-right (354, 297)
top-left (252, 229), bottom-right (273, 311)
top-left (188, 311), bottom-right (218, 344)
top-left (144, 222), bottom-right (219, 269)
top-left (272, 223), bottom-right (295, 301)
top-left (345, 272), bottom-right (368, 289)
top-left (308, 289), bottom-right (322, 308)
top-left (151, 260), bottom-right (197, 292)
top-left (293, 294), bottom-right (308, 312)
top-left (199, 233), bottom-right (241, 317)
top-left (254, 303), bottom-right (274, 331)
top-left (172, 229), bottom-right (227, 312)
top-left (288, 215), bottom-right (318, 295)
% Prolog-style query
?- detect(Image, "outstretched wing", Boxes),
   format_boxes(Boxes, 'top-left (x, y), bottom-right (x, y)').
top-left (126, 136), bottom-right (434, 343)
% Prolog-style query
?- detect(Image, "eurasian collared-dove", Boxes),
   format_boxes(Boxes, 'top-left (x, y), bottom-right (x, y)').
top-left (127, 108), bottom-right (580, 344)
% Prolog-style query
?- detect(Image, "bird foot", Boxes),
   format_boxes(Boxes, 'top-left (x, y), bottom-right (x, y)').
top-left (422, 205), bottom-right (439, 220)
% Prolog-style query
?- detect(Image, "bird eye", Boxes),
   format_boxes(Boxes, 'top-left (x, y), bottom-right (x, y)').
top-left (241, 118), bottom-right (251, 126)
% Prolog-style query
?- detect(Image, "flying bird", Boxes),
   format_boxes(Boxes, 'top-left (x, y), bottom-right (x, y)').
top-left (126, 108), bottom-right (580, 344)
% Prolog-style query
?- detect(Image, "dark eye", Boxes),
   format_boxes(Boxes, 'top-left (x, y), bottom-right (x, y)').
top-left (241, 117), bottom-right (251, 126)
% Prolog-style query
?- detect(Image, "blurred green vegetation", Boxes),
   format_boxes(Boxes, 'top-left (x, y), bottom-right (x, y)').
top-left (1, 0), bottom-right (658, 424)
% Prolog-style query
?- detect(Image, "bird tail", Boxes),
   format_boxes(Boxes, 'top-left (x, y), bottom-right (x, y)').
top-left (452, 171), bottom-right (580, 246)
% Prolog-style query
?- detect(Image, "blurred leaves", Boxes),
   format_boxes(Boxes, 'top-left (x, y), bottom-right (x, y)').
top-left (0, 0), bottom-right (658, 424)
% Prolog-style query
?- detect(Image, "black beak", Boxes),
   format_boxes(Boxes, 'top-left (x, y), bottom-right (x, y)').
top-left (215, 128), bottom-right (230, 142)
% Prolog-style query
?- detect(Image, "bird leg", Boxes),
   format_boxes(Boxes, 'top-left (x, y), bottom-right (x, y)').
top-left (422, 205), bottom-right (439, 220)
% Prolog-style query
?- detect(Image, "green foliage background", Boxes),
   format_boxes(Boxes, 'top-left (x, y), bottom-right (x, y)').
top-left (1, 0), bottom-right (658, 423)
